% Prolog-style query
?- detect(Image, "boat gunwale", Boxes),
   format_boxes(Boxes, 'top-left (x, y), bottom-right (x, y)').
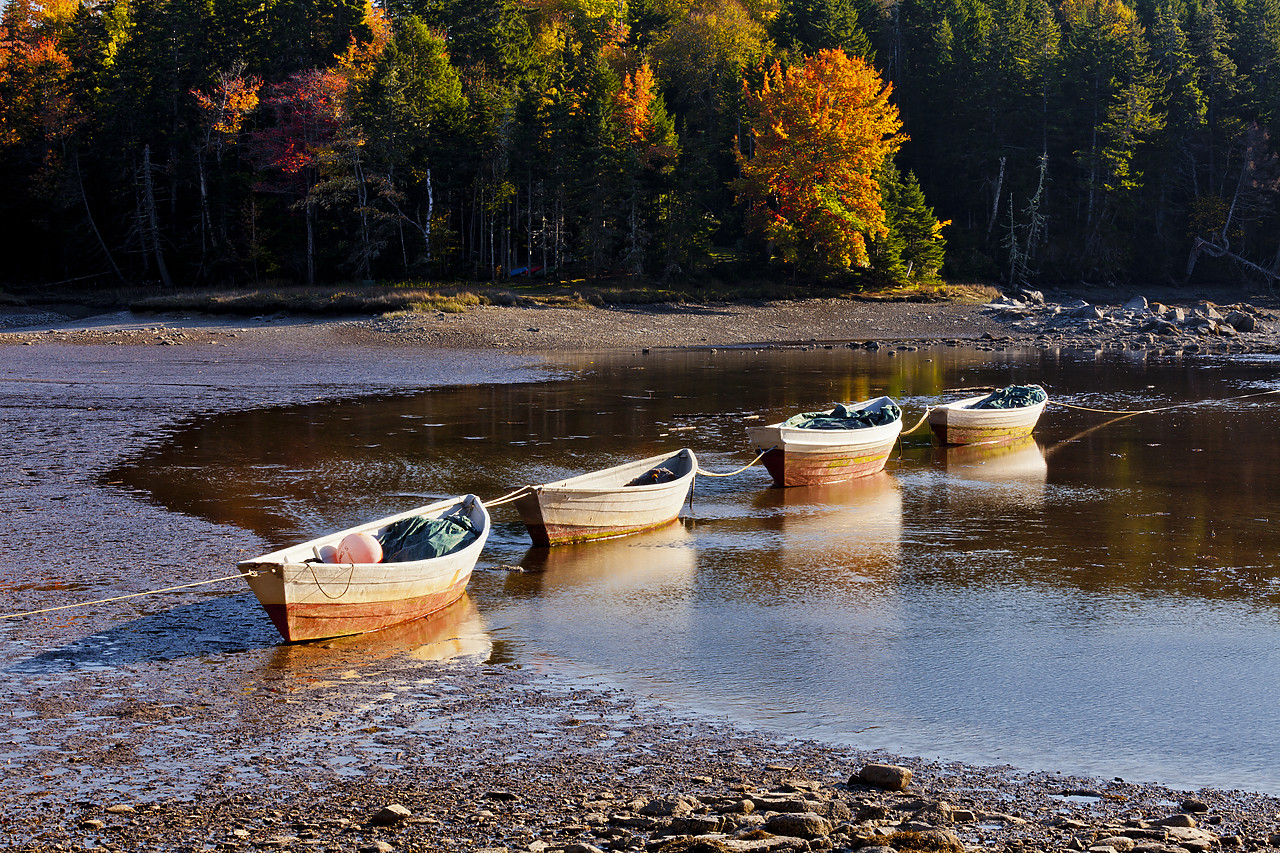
top-left (237, 494), bottom-right (489, 571)
top-left (528, 449), bottom-right (696, 495)
top-left (749, 396), bottom-right (904, 452)
top-left (933, 394), bottom-right (1049, 414)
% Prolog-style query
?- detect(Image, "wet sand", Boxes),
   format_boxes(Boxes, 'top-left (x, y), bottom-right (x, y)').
top-left (4, 302), bottom-right (1280, 852)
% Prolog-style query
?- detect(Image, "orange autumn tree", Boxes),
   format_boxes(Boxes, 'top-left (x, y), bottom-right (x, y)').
top-left (739, 48), bottom-right (904, 277)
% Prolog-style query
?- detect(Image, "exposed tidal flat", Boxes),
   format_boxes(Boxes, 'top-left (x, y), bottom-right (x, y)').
top-left (4, 295), bottom-right (1280, 852)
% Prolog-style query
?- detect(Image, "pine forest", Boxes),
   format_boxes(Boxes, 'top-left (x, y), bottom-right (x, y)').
top-left (1, 0), bottom-right (1278, 291)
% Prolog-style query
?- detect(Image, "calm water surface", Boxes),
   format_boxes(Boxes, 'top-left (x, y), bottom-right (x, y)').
top-left (112, 346), bottom-right (1280, 792)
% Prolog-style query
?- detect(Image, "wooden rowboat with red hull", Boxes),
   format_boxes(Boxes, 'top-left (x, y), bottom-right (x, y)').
top-left (747, 397), bottom-right (903, 488)
top-left (927, 385), bottom-right (1048, 445)
top-left (237, 495), bottom-right (490, 643)
top-left (511, 449), bottom-right (696, 546)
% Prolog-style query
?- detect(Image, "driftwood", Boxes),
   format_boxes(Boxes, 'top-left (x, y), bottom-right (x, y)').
top-left (1186, 236), bottom-right (1280, 287)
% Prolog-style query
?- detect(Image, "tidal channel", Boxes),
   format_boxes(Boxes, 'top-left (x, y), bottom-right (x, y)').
top-left (101, 345), bottom-right (1280, 793)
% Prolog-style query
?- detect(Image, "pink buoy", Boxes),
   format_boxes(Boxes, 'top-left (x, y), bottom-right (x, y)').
top-left (335, 532), bottom-right (383, 564)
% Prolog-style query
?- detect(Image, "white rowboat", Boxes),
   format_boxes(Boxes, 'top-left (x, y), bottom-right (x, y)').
top-left (511, 449), bottom-right (696, 546)
top-left (238, 495), bottom-right (490, 643)
top-left (747, 397), bottom-right (903, 487)
top-left (927, 385), bottom-right (1048, 445)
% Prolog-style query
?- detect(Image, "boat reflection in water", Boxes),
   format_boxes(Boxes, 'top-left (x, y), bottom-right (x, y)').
top-left (751, 471), bottom-right (903, 581)
top-left (264, 593), bottom-right (491, 680)
top-left (931, 436), bottom-right (1048, 508)
top-left (511, 520), bottom-right (697, 593)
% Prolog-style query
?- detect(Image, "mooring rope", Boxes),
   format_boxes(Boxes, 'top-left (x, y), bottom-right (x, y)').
top-left (697, 448), bottom-right (770, 478)
top-left (481, 486), bottom-right (532, 508)
top-left (1050, 388), bottom-right (1280, 416)
top-left (899, 407), bottom-right (934, 436)
top-left (0, 571), bottom-right (257, 620)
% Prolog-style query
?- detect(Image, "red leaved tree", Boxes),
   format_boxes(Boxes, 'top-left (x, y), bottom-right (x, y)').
top-left (249, 68), bottom-right (348, 284)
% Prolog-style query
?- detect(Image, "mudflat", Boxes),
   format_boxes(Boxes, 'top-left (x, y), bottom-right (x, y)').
top-left (3, 297), bottom-right (1280, 853)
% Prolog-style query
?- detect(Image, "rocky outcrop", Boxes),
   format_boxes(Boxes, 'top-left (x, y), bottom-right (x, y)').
top-left (982, 291), bottom-right (1278, 352)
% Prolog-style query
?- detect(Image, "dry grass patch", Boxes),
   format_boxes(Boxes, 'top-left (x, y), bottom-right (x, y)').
top-left (133, 285), bottom-right (492, 316)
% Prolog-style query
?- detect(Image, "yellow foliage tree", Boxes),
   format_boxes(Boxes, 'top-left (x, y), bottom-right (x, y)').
top-left (739, 48), bottom-right (905, 276)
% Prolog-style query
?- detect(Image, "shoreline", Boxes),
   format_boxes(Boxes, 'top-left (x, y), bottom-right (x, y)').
top-left (3, 287), bottom-right (1280, 355)
top-left (4, 298), bottom-right (1280, 852)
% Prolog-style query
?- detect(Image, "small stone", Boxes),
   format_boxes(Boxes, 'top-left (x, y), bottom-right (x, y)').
top-left (1095, 837), bottom-right (1136, 852)
top-left (718, 799), bottom-right (755, 815)
top-left (1179, 798), bottom-right (1209, 814)
top-left (359, 842), bottom-right (395, 853)
top-left (370, 804), bottom-right (412, 826)
top-left (105, 804), bottom-right (136, 814)
top-left (562, 844), bottom-right (607, 853)
top-left (851, 763), bottom-right (912, 791)
top-left (80, 819), bottom-right (106, 830)
top-left (1153, 814), bottom-right (1195, 828)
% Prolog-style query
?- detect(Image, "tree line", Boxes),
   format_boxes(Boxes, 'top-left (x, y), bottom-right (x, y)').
top-left (0, 0), bottom-right (1276, 291)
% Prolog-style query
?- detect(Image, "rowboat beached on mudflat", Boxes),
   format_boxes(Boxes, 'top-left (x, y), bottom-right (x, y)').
top-left (510, 449), bottom-right (696, 546)
top-left (747, 397), bottom-right (903, 487)
top-left (237, 494), bottom-right (490, 642)
top-left (926, 385), bottom-right (1049, 446)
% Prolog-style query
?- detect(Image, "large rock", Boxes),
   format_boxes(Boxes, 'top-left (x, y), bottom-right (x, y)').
top-left (1123, 295), bottom-right (1149, 312)
top-left (851, 763), bottom-right (912, 791)
top-left (1225, 310), bottom-right (1255, 332)
top-left (640, 797), bottom-right (697, 817)
top-left (370, 803), bottom-right (412, 826)
top-left (670, 814), bottom-right (727, 835)
top-left (762, 811), bottom-right (832, 838)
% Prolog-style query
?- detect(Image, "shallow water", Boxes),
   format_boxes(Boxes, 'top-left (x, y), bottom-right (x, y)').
top-left (94, 345), bottom-right (1280, 792)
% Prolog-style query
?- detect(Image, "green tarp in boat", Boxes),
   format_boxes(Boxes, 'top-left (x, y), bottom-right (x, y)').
top-left (971, 385), bottom-right (1048, 410)
top-left (378, 512), bottom-right (479, 563)
top-left (781, 400), bottom-right (902, 430)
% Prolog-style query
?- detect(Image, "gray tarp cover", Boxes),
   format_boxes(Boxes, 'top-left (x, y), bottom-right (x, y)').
top-left (971, 385), bottom-right (1048, 409)
top-left (378, 512), bottom-right (479, 563)
top-left (781, 400), bottom-right (902, 430)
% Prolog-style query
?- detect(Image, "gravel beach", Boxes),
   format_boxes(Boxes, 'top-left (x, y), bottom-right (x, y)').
top-left (4, 292), bottom-right (1280, 853)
